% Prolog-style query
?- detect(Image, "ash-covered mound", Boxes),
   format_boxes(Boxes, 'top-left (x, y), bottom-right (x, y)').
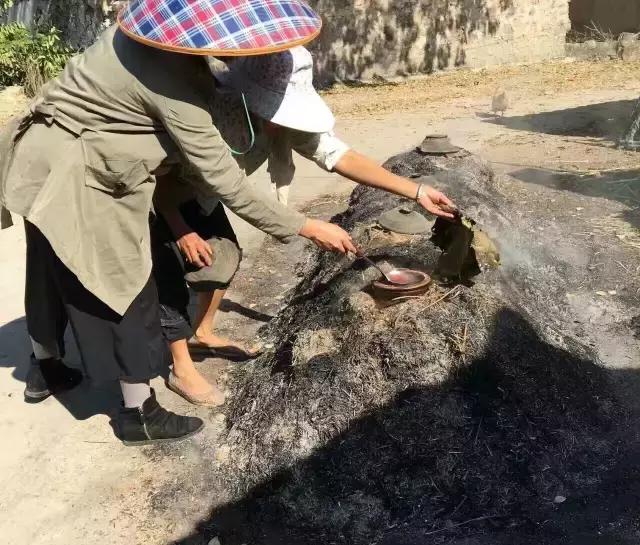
top-left (208, 150), bottom-right (625, 544)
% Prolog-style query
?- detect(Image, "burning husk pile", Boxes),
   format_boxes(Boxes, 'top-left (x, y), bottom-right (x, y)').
top-left (215, 149), bottom-right (622, 544)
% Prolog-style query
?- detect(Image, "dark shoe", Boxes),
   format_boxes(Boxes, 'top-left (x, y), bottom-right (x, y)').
top-left (24, 355), bottom-right (83, 404)
top-left (116, 389), bottom-right (204, 446)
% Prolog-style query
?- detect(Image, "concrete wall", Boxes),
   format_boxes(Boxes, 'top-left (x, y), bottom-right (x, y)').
top-left (570, 0), bottom-right (640, 35)
top-left (308, 0), bottom-right (570, 83)
top-left (3, 0), bottom-right (571, 83)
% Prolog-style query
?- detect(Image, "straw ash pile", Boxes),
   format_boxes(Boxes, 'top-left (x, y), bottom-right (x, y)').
top-left (215, 148), bottom-right (622, 543)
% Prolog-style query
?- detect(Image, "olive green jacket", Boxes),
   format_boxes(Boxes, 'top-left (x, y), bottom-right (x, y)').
top-left (0, 25), bottom-right (306, 315)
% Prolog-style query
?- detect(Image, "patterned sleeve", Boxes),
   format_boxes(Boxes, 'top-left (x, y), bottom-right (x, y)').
top-left (289, 129), bottom-right (351, 172)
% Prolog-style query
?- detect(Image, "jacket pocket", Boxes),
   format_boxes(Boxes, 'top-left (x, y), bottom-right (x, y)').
top-left (85, 160), bottom-right (150, 197)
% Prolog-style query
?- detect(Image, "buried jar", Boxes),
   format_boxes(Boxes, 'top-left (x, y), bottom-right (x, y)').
top-left (371, 269), bottom-right (432, 301)
top-left (359, 208), bottom-right (499, 303)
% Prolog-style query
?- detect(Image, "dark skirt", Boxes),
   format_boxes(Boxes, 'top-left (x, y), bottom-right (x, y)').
top-left (25, 221), bottom-right (169, 383)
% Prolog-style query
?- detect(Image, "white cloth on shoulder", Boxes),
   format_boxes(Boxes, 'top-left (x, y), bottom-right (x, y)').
top-left (267, 129), bottom-right (350, 205)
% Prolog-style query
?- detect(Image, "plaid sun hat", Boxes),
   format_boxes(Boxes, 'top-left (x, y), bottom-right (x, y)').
top-left (117, 0), bottom-right (322, 56)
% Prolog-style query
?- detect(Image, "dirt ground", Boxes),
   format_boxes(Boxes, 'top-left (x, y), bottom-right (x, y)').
top-left (1, 58), bottom-right (640, 544)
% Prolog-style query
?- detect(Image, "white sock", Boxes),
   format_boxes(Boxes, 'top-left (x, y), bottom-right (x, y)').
top-left (119, 381), bottom-right (152, 409)
top-left (31, 337), bottom-right (60, 361)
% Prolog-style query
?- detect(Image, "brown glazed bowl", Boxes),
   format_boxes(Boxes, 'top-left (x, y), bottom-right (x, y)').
top-left (371, 269), bottom-right (432, 300)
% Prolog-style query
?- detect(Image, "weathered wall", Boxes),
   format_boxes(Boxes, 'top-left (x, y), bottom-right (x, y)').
top-left (308, 0), bottom-right (570, 83)
top-left (570, 0), bottom-right (640, 35)
top-left (4, 0), bottom-right (570, 83)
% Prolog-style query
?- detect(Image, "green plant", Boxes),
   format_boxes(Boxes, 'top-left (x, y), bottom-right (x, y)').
top-left (0, 23), bottom-right (74, 96)
top-left (0, 1), bottom-right (14, 14)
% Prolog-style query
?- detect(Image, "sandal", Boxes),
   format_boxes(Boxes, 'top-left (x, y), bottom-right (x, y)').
top-left (165, 372), bottom-right (225, 408)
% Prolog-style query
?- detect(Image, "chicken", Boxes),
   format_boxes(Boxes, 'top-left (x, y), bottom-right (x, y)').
top-left (491, 88), bottom-right (509, 117)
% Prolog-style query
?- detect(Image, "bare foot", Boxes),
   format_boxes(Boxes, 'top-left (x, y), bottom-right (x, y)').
top-left (192, 330), bottom-right (261, 357)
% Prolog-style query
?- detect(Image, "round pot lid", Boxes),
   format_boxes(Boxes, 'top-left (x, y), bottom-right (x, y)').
top-left (378, 207), bottom-right (430, 235)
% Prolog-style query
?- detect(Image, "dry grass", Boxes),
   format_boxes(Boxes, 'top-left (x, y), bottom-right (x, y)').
top-left (214, 151), bottom-right (624, 545)
top-left (591, 214), bottom-right (640, 252)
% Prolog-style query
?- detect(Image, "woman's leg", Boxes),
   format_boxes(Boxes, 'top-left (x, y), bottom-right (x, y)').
top-left (169, 337), bottom-right (224, 405)
top-left (160, 298), bottom-right (225, 405)
top-left (57, 276), bottom-right (204, 444)
top-left (119, 381), bottom-right (152, 408)
top-left (31, 338), bottom-right (60, 360)
top-left (23, 220), bottom-right (82, 403)
top-left (193, 288), bottom-right (225, 344)
top-left (28, 220), bottom-right (203, 444)
top-left (191, 289), bottom-right (260, 359)
top-left (151, 212), bottom-right (223, 405)
top-left (159, 200), bottom-right (257, 360)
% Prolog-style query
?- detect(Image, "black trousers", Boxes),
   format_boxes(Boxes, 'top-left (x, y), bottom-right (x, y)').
top-left (151, 201), bottom-right (239, 343)
top-left (25, 221), bottom-right (169, 383)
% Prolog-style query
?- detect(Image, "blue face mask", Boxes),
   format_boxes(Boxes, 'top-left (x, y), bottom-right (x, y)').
top-left (227, 93), bottom-right (256, 156)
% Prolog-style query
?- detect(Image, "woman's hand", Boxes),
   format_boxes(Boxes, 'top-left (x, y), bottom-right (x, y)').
top-left (299, 219), bottom-right (357, 254)
top-left (177, 232), bottom-right (213, 268)
top-left (418, 186), bottom-right (457, 219)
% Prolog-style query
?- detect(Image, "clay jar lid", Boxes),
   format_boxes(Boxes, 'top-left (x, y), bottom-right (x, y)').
top-left (418, 134), bottom-right (461, 155)
top-left (378, 206), bottom-right (430, 235)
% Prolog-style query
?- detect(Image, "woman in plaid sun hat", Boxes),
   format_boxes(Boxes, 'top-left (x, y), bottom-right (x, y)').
top-left (0, 0), bottom-right (358, 447)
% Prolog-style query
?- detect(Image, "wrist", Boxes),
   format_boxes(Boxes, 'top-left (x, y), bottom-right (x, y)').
top-left (299, 218), bottom-right (314, 237)
top-left (399, 179), bottom-right (425, 201)
top-left (163, 213), bottom-right (191, 240)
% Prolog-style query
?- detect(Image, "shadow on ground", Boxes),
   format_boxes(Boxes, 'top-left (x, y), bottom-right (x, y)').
top-left (483, 99), bottom-right (638, 144)
top-left (171, 308), bottom-right (639, 545)
top-left (510, 166), bottom-right (640, 229)
top-left (0, 316), bottom-right (129, 421)
top-left (0, 295), bottom-right (270, 421)
top-left (218, 299), bottom-right (274, 323)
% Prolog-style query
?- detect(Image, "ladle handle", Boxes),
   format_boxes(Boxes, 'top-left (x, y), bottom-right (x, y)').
top-left (353, 247), bottom-right (374, 267)
top-left (353, 248), bottom-right (391, 282)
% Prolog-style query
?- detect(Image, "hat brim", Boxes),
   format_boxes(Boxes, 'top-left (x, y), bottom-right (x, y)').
top-left (218, 71), bottom-right (334, 133)
top-left (117, 1), bottom-right (322, 57)
top-left (118, 20), bottom-right (321, 56)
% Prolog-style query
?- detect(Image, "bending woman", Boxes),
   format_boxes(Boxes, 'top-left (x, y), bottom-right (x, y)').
top-left (154, 46), bottom-right (455, 406)
top-left (0, 1), bottom-right (359, 446)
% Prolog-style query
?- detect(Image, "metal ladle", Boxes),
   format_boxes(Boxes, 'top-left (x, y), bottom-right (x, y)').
top-left (355, 249), bottom-right (414, 286)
